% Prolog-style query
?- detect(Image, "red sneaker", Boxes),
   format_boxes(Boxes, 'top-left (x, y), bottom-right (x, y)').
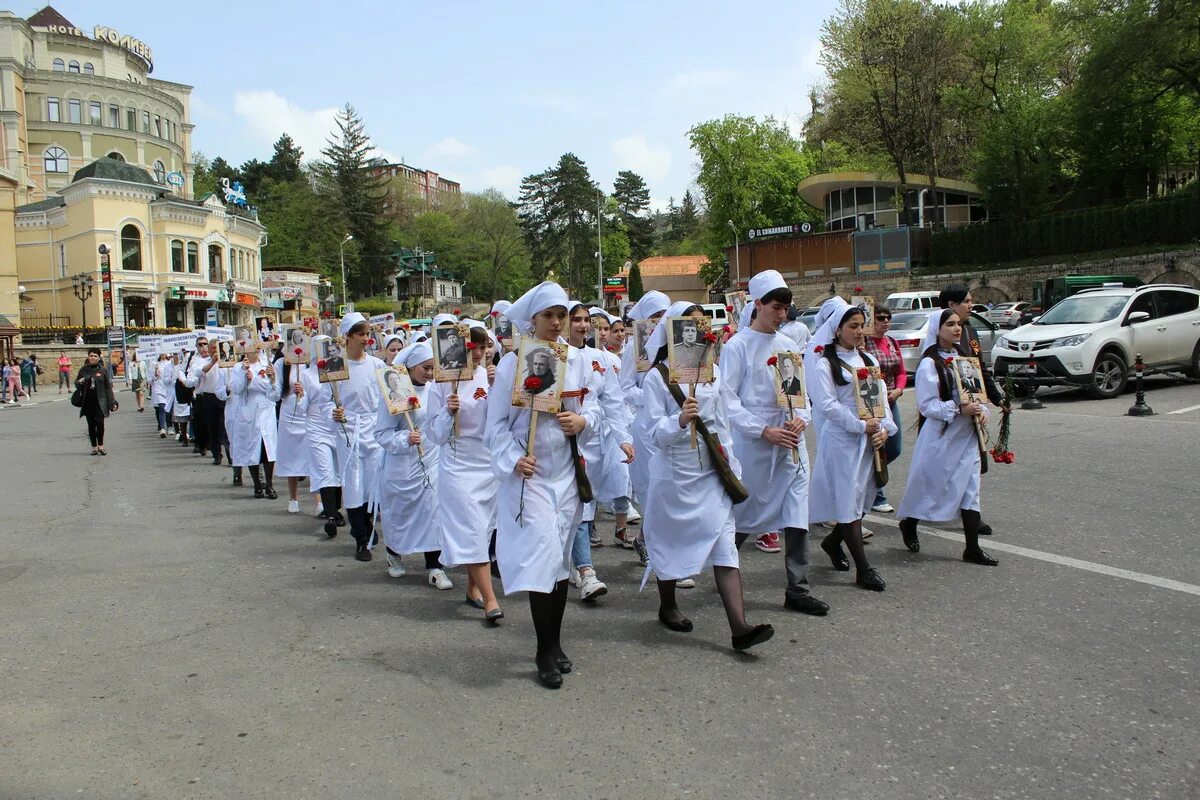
top-left (755, 533), bottom-right (781, 553)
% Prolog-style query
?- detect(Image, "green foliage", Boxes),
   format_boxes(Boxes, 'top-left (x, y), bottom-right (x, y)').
top-left (627, 262), bottom-right (644, 301)
top-left (612, 170), bottom-right (654, 261)
top-left (351, 295), bottom-right (397, 316)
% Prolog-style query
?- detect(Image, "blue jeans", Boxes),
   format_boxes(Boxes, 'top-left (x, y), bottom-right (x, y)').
top-left (155, 403), bottom-right (170, 431)
top-left (874, 400), bottom-right (903, 505)
top-left (571, 521), bottom-right (593, 571)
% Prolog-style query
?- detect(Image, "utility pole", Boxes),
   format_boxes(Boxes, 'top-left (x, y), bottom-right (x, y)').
top-left (596, 192), bottom-right (604, 306)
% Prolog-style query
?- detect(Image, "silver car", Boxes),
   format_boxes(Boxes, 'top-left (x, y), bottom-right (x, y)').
top-left (986, 302), bottom-right (1031, 328)
top-left (889, 310), bottom-right (999, 376)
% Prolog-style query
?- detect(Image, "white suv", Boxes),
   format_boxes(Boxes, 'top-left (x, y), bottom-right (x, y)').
top-left (990, 285), bottom-right (1200, 399)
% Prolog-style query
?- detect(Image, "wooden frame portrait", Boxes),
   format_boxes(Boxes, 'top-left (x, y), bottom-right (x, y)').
top-left (951, 356), bottom-right (989, 449)
top-left (772, 351), bottom-right (806, 408)
top-left (254, 317), bottom-right (275, 342)
top-left (633, 318), bottom-right (659, 373)
top-left (510, 338), bottom-right (568, 413)
top-left (666, 315), bottom-right (715, 385)
top-left (850, 295), bottom-right (876, 336)
top-left (316, 337), bottom-right (349, 383)
top-left (853, 365), bottom-right (887, 420)
top-left (431, 323), bottom-right (473, 382)
top-left (282, 326), bottom-right (310, 365)
top-left (376, 365), bottom-right (418, 415)
top-left (215, 340), bottom-right (238, 367)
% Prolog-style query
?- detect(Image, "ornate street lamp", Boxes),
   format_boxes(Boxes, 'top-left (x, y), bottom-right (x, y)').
top-left (71, 272), bottom-right (95, 331)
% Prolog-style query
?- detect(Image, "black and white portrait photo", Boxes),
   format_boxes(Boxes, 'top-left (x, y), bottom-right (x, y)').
top-left (376, 366), bottom-right (416, 415)
top-left (317, 337), bottom-right (348, 383)
top-left (666, 315), bottom-right (714, 384)
top-left (854, 365), bottom-right (886, 420)
top-left (773, 352), bottom-right (806, 408)
top-left (510, 338), bottom-right (567, 413)
top-left (953, 356), bottom-right (986, 403)
top-left (432, 323), bottom-right (472, 382)
top-left (283, 327), bottom-right (310, 365)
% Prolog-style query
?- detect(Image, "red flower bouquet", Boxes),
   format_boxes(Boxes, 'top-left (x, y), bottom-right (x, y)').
top-left (814, 345), bottom-right (824, 354)
top-left (766, 355), bottom-right (778, 367)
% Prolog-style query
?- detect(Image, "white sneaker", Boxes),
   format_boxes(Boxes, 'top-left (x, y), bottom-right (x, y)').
top-left (626, 505), bottom-right (642, 523)
top-left (578, 568), bottom-right (608, 601)
top-left (569, 568), bottom-right (580, 587)
top-left (386, 552), bottom-right (406, 578)
top-left (426, 568), bottom-right (452, 590)
top-left (158, 429), bottom-right (167, 438)
top-left (871, 501), bottom-right (894, 513)
top-left (676, 577), bottom-right (696, 589)
top-left (287, 499), bottom-right (300, 514)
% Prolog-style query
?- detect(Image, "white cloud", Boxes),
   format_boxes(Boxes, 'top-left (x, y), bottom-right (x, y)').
top-left (660, 68), bottom-right (738, 95)
top-left (231, 90), bottom-right (341, 163)
top-left (610, 134), bottom-right (672, 184)
top-left (474, 165), bottom-right (523, 198)
top-left (429, 137), bottom-right (477, 159)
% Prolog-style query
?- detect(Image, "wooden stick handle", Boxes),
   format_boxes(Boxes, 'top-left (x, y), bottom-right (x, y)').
top-left (873, 443), bottom-right (883, 472)
top-left (688, 383), bottom-right (698, 450)
top-left (527, 408), bottom-right (539, 456)
top-left (786, 396), bottom-right (800, 463)
top-left (452, 380), bottom-right (461, 436)
top-left (402, 410), bottom-right (424, 457)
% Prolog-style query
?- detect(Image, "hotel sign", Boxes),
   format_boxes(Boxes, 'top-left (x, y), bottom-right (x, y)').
top-left (39, 22), bottom-right (154, 72)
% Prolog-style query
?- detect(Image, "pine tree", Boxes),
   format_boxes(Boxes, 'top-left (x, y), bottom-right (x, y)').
top-left (678, 190), bottom-right (700, 239)
top-left (318, 104), bottom-right (390, 298)
top-left (627, 261), bottom-right (644, 301)
top-left (268, 134), bottom-right (304, 183)
top-left (612, 170), bottom-right (654, 261)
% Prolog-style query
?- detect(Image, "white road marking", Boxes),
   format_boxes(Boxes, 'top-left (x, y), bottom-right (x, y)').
top-left (864, 513), bottom-right (1200, 598)
top-left (1167, 403), bottom-right (1200, 415)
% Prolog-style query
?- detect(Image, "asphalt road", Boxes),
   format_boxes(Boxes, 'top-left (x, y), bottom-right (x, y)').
top-left (1, 378), bottom-right (1197, 799)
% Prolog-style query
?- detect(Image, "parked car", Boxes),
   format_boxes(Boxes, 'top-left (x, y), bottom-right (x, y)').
top-left (991, 284), bottom-right (1200, 399)
top-left (986, 302), bottom-right (1032, 328)
top-left (1016, 306), bottom-right (1043, 327)
top-left (889, 310), bottom-right (999, 376)
top-left (971, 304), bottom-right (990, 315)
top-left (884, 291), bottom-right (940, 311)
top-left (795, 306), bottom-right (822, 332)
top-left (699, 303), bottom-right (732, 329)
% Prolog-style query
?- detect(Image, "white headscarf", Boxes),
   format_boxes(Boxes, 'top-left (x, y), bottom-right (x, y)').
top-left (398, 341), bottom-right (433, 368)
top-left (490, 300), bottom-right (512, 316)
top-left (338, 312), bottom-right (366, 338)
top-left (627, 290), bottom-right (670, 321)
top-left (645, 300), bottom-right (698, 360)
top-left (748, 269), bottom-right (787, 300)
top-left (802, 296), bottom-right (851, 385)
top-left (919, 308), bottom-right (953, 354)
top-left (432, 312), bottom-right (457, 329)
top-left (505, 280), bottom-right (569, 334)
top-left (381, 333), bottom-right (404, 350)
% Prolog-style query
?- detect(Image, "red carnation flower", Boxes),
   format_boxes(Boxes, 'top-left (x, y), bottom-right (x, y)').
top-left (717, 444), bottom-right (726, 460)
top-left (453, 308), bottom-right (461, 315)
top-left (856, 368), bottom-right (869, 380)
top-left (239, 340), bottom-right (246, 347)
top-left (490, 311), bottom-right (500, 317)
top-left (257, 369), bottom-right (267, 378)
top-left (944, 357), bottom-right (955, 366)
top-left (317, 359), bottom-right (327, 369)
top-left (704, 332), bottom-right (718, 343)
top-left (473, 387), bottom-right (487, 400)
top-left (293, 347), bottom-right (303, 355)
top-left (368, 338), bottom-right (375, 346)
top-left (523, 376), bottom-right (543, 392)
top-left (814, 345), bottom-right (824, 354)
top-left (766, 355), bottom-right (778, 367)
top-left (408, 396), bottom-right (419, 406)
top-left (725, 305), bottom-right (733, 312)
top-left (466, 341), bottom-right (477, 350)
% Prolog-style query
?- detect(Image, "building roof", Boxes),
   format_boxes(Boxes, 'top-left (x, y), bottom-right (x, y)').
top-left (73, 157), bottom-right (160, 187)
top-left (797, 171), bottom-right (983, 209)
top-left (27, 6), bottom-right (76, 28)
top-left (16, 196), bottom-right (65, 213)
top-left (619, 255), bottom-right (709, 278)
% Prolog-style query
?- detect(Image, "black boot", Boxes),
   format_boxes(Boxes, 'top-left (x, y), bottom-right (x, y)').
top-left (899, 517), bottom-right (920, 552)
top-left (961, 509), bottom-right (998, 566)
top-left (249, 466), bottom-right (265, 498)
top-left (232, 466), bottom-right (243, 487)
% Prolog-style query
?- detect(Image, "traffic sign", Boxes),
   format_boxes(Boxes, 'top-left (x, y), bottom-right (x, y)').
top-left (205, 307), bottom-right (218, 326)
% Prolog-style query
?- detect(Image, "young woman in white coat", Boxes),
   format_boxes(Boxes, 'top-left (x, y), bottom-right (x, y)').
top-left (275, 353), bottom-right (311, 514)
top-left (485, 281), bottom-right (601, 689)
top-left (808, 306), bottom-right (896, 591)
top-left (426, 323), bottom-right (503, 620)
top-left (896, 310), bottom-right (998, 566)
top-left (228, 349), bottom-right (282, 498)
top-left (302, 337), bottom-right (346, 535)
top-left (330, 313), bottom-right (386, 562)
top-left (374, 340), bottom-right (453, 590)
top-left (641, 301), bottom-right (774, 652)
top-left (586, 307), bottom-right (636, 551)
top-left (151, 354), bottom-right (175, 438)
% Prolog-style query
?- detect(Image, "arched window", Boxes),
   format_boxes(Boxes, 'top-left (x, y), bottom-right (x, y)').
top-left (208, 244), bottom-right (223, 283)
top-left (153, 160), bottom-right (166, 184)
top-left (43, 146), bottom-right (69, 174)
top-left (83, 63), bottom-right (94, 76)
top-left (67, 60), bottom-right (80, 73)
top-left (121, 224), bottom-right (142, 271)
top-left (52, 58), bottom-right (64, 71)
top-left (186, 242), bottom-right (199, 274)
top-left (107, 151), bottom-right (125, 163)
top-left (170, 240), bottom-right (184, 272)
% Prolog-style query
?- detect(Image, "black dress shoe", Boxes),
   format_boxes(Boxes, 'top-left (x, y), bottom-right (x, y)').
top-left (535, 657), bottom-right (562, 689)
top-left (552, 650), bottom-right (572, 674)
top-left (212, 456), bottom-right (222, 466)
top-left (265, 488), bottom-right (278, 500)
top-left (332, 512), bottom-right (347, 527)
top-left (783, 594), bottom-right (829, 616)
top-left (732, 624), bottom-right (774, 651)
top-left (977, 522), bottom-right (993, 536)
top-left (355, 544), bottom-right (372, 562)
top-left (658, 609), bottom-right (694, 632)
top-left (464, 595), bottom-right (485, 610)
top-left (856, 567), bottom-right (886, 591)
top-left (963, 548), bottom-right (998, 566)
top-left (323, 520), bottom-right (338, 538)
top-left (232, 474), bottom-right (243, 487)
top-left (821, 538), bottom-right (850, 571)
top-left (254, 487), bottom-right (265, 499)
top-left (899, 518), bottom-right (920, 552)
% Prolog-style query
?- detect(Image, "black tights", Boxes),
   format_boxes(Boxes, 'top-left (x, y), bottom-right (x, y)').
top-left (528, 580), bottom-right (569, 665)
top-left (824, 520), bottom-right (871, 573)
top-left (658, 567), bottom-right (753, 636)
top-left (85, 409), bottom-right (105, 446)
top-left (961, 509), bottom-right (983, 552)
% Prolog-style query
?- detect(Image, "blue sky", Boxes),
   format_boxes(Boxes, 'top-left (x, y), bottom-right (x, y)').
top-left (46, 0), bottom-right (834, 207)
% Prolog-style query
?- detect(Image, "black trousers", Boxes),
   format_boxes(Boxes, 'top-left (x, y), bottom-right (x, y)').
top-left (191, 393), bottom-right (211, 452)
top-left (199, 395), bottom-right (226, 455)
top-left (84, 407), bottom-right (105, 446)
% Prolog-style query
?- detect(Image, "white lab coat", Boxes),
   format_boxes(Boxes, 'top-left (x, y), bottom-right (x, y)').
top-left (226, 353), bottom-right (281, 467)
top-left (896, 351), bottom-right (988, 522)
top-left (274, 361), bottom-right (311, 479)
top-left (374, 381), bottom-right (442, 555)
top-left (619, 340), bottom-right (656, 506)
top-left (302, 365), bottom-right (346, 492)
top-left (779, 320), bottom-right (811, 350)
top-left (578, 345), bottom-right (632, 506)
top-left (485, 344), bottom-right (601, 594)
top-left (641, 365), bottom-right (741, 581)
top-left (426, 367), bottom-right (497, 566)
top-left (807, 347), bottom-right (898, 525)
top-left (721, 327), bottom-right (812, 533)
top-left (151, 360), bottom-right (175, 411)
top-left (338, 355), bottom-right (386, 509)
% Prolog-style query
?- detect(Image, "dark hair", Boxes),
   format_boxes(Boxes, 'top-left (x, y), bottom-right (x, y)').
top-left (914, 309), bottom-right (963, 431)
top-left (760, 287), bottom-right (793, 307)
top-left (822, 307), bottom-right (870, 386)
top-left (348, 320), bottom-right (370, 336)
top-left (468, 326), bottom-right (488, 348)
top-left (938, 284), bottom-right (969, 309)
top-left (874, 306), bottom-right (892, 319)
top-left (87, 347), bottom-right (102, 356)
top-left (679, 304), bottom-right (702, 317)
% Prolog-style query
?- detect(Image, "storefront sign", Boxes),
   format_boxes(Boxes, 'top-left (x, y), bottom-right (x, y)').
top-left (746, 222), bottom-right (813, 240)
top-left (235, 292), bottom-right (258, 306)
top-left (262, 297), bottom-right (285, 309)
top-left (205, 325), bottom-right (234, 342)
top-left (182, 288), bottom-right (217, 300)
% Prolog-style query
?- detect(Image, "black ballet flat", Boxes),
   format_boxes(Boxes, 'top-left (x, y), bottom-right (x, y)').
top-left (553, 651), bottom-right (572, 674)
top-left (732, 624), bottom-right (774, 651)
top-left (821, 539), bottom-right (850, 571)
top-left (485, 608), bottom-right (504, 625)
top-left (323, 520), bottom-right (338, 538)
top-left (963, 548), bottom-right (999, 566)
top-left (265, 488), bottom-right (278, 500)
top-left (899, 518), bottom-right (920, 553)
top-left (464, 595), bottom-right (485, 610)
top-left (658, 609), bottom-right (694, 632)
top-left (856, 567), bottom-right (886, 591)
top-left (536, 665), bottom-right (562, 689)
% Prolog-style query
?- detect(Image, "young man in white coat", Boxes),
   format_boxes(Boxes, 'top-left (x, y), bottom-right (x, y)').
top-left (721, 271), bottom-right (829, 617)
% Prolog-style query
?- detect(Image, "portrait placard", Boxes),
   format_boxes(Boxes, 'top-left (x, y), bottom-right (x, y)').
top-left (319, 319), bottom-right (342, 343)
top-left (376, 365), bottom-right (418, 415)
top-left (853, 365), bottom-right (887, 420)
top-left (772, 351), bottom-right (807, 409)
top-left (234, 325), bottom-right (259, 356)
top-left (215, 340), bottom-right (238, 367)
top-left (314, 336), bottom-right (349, 383)
top-left (666, 315), bottom-right (715, 385)
top-left (432, 323), bottom-right (473, 382)
top-left (633, 318), bottom-right (659, 373)
top-left (850, 295), bottom-right (876, 336)
top-left (254, 317), bottom-right (276, 342)
top-left (951, 356), bottom-right (989, 449)
top-left (369, 312), bottom-right (396, 334)
top-left (282, 326), bottom-right (310, 365)
top-left (510, 338), bottom-right (568, 414)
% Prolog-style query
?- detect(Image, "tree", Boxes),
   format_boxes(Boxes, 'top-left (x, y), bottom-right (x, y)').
top-left (516, 169), bottom-right (557, 283)
top-left (627, 261), bottom-right (644, 302)
top-left (612, 170), bottom-right (654, 260)
top-left (268, 133), bottom-right (304, 183)
top-left (515, 153), bottom-right (603, 297)
top-left (255, 171), bottom-right (344, 271)
top-left (462, 190), bottom-right (531, 302)
top-left (317, 104), bottom-right (391, 298)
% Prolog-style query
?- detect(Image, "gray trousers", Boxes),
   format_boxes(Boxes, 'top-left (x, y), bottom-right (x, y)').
top-left (735, 528), bottom-right (811, 600)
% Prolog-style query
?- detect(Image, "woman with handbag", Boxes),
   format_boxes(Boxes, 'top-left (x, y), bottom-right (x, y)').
top-left (895, 310), bottom-right (997, 566)
top-left (129, 351), bottom-right (148, 413)
top-left (641, 301), bottom-right (774, 652)
top-left (75, 348), bottom-right (118, 455)
top-left (808, 307), bottom-right (896, 591)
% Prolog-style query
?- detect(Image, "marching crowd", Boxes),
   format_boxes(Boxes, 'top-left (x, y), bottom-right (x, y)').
top-left (109, 271), bottom-right (1003, 689)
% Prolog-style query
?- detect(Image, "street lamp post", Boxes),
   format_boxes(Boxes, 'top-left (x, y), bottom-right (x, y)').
top-left (71, 273), bottom-right (94, 332)
top-left (727, 220), bottom-right (740, 290)
top-left (225, 278), bottom-right (235, 326)
top-left (596, 193), bottom-right (604, 306)
top-left (340, 233), bottom-right (353, 312)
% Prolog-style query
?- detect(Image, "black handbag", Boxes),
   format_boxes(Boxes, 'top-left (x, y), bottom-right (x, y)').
top-left (174, 354), bottom-right (195, 404)
top-left (653, 364), bottom-right (749, 505)
top-left (70, 384), bottom-right (84, 407)
top-left (566, 434), bottom-right (594, 504)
